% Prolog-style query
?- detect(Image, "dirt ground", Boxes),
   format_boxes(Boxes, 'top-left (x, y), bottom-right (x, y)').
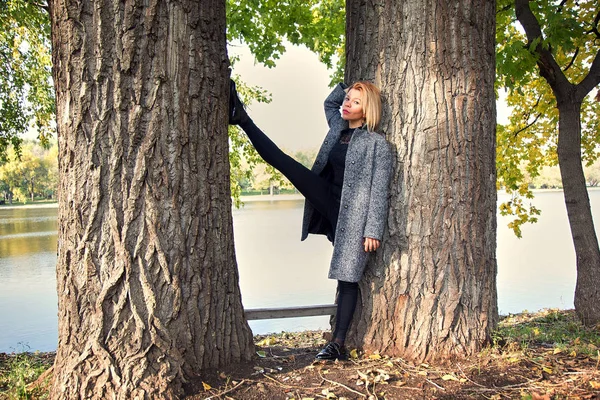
top-left (187, 329), bottom-right (600, 400)
top-left (4, 310), bottom-right (600, 399)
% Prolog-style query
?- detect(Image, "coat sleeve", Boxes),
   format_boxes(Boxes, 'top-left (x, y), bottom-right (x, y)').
top-left (363, 139), bottom-right (393, 240)
top-left (324, 83), bottom-right (348, 128)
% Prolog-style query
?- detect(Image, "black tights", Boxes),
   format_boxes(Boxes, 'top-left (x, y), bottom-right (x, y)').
top-left (333, 281), bottom-right (359, 343)
top-left (239, 119), bottom-right (357, 343)
top-left (239, 120), bottom-right (339, 229)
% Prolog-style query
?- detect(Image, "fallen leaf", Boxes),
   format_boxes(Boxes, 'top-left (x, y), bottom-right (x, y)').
top-left (553, 348), bottom-right (562, 355)
top-left (256, 337), bottom-right (277, 346)
top-left (531, 392), bottom-right (551, 400)
top-left (349, 349), bottom-right (359, 359)
top-left (256, 350), bottom-right (267, 358)
top-left (441, 374), bottom-right (459, 381)
top-left (369, 353), bottom-right (381, 360)
top-left (589, 381), bottom-right (600, 389)
top-left (202, 381), bottom-right (212, 391)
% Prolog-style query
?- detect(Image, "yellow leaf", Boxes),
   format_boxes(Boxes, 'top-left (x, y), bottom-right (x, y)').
top-left (542, 366), bottom-right (552, 374)
top-left (385, 361), bottom-right (394, 367)
top-left (553, 348), bottom-right (562, 355)
top-left (349, 349), bottom-right (359, 359)
top-left (441, 374), bottom-right (458, 381)
top-left (569, 350), bottom-right (577, 357)
top-left (256, 337), bottom-right (276, 346)
top-left (418, 371), bottom-right (428, 376)
top-left (369, 353), bottom-right (381, 360)
top-left (589, 381), bottom-right (600, 389)
top-left (202, 381), bottom-right (212, 391)
top-left (459, 378), bottom-right (467, 383)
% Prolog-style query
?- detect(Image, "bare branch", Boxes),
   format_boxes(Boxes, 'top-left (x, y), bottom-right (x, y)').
top-left (513, 113), bottom-right (542, 137)
top-left (563, 47), bottom-right (580, 72)
top-left (556, 0), bottom-right (568, 14)
top-left (585, 10), bottom-right (600, 39)
top-left (497, 4), bottom-right (512, 14)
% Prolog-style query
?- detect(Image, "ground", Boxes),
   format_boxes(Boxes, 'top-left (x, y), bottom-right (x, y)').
top-left (1, 310), bottom-right (599, 399)
top-left (187, 323), bottom-right (600, 400)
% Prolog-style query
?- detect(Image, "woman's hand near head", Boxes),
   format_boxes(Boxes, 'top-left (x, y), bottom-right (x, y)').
top-left (364, 237), bottom-right (380, 252)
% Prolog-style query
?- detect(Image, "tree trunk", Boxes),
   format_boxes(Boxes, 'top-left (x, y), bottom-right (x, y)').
top-left (344, 0), bottom-right (498, 361)
top-left (49, 1), bottom-right (254, 398)
top-left (558, 102), bottom-right (600, 325)
top-left (514, 0), bottom-right (600, 326)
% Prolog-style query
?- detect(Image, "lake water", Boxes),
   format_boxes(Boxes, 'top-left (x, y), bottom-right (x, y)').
top-left (1, 190), bottom-right (598, 353)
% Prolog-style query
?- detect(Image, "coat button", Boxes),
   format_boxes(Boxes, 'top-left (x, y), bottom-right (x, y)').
top-left (324, 140), bottom-right (328, 144)
top-left (344, 205), bottom-right (348, 209)
top-left (351, 161), bottom-right (355, 164)
top-left (347, 183), bottom-right (351, 187)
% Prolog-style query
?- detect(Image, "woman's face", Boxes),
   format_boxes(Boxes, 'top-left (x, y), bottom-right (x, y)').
top-left (342, 88), bottom-right (365, 128)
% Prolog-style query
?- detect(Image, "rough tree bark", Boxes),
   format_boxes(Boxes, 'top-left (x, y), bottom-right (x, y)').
top-left (515, 0), bottom-right (600, 326)
top-left (344, 0), bottom-right (498, 361)
top-left (49, 0), bottom-right (254, 398)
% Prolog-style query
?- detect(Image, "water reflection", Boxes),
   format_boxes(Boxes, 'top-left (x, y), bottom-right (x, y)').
top-left (1, 190), bottom-right (599, 352)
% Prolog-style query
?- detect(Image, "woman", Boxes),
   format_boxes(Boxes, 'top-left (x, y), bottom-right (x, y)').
top-left (229, 79), bottom-right (393, 360)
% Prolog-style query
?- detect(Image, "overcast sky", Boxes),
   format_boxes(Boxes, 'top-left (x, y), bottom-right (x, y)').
top-left (230, 42), bottom-right (510, 153)
top-left (229, 43), bottom-right (334, 152)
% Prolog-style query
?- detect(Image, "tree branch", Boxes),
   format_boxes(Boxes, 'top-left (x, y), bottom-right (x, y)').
top-left (514, 0), bottom-right (570, 92)
top-left (556, 0), bottom-right (568, 14)
top-left (585, 10), bottom-right (600, 40)
top-left (563, 47), bottom-right (579, 72)
top-left (513, 113), bottom-right (542, 137)
top-left (497, 4), bottom-right (512, 14)
top-left (577, 50), bottom-right (600, 100)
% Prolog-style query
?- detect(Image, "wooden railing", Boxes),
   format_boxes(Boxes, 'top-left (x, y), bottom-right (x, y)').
top-left (245, 304), bottom-right (336, 321)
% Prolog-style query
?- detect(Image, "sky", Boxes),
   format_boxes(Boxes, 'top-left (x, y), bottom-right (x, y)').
top-left (229, 43), bottom-right (334, 152)
top-left (230, 42), bottom-right (511, 152)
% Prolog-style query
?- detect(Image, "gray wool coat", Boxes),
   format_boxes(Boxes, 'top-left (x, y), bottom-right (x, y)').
top-left (301, 83), bottom-right (393, 283)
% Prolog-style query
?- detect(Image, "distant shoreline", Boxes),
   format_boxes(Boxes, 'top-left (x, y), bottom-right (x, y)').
top-left (0, 194), bottom-right (305, 210)
top-left (4, 188), bottom-right (600, 209)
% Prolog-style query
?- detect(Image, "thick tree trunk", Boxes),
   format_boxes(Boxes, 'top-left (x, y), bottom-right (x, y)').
top-left (49, 1), bottom-right (254, 398)
top-left (344, 0), bottom-right (498, 361)
top-left (557, 102), bottom-right (600, 325)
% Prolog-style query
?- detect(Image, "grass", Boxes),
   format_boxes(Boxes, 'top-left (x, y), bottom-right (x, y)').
top-left (0, 346), bottom-right (54, 400)
top-left (495, 309), bottom-right (600, 358)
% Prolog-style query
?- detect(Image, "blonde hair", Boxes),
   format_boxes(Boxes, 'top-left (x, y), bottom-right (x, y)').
top-left (347, 81), bottom-right (382, 132)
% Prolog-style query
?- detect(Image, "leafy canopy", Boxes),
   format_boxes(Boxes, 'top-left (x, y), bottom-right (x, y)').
top-left (226, 0), bottom-right (345, 82)
top-left (496, 0), bottom-right (600, 236)
top-left (0, 0), bottom-right (54, 162)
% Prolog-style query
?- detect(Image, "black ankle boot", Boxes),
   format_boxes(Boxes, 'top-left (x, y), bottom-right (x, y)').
top-left (228, 79), bottom-right (249, 125)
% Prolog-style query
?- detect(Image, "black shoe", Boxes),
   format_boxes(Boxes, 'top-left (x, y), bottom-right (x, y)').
top-left (315, 342), bottom-right (347, 361)
top-left (228, 79), bottom-right (249, 125)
